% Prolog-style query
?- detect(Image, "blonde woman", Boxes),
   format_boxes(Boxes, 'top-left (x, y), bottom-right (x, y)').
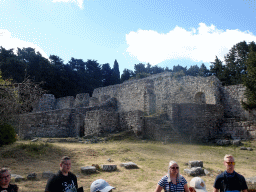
top-left (155, 161), bottom-right (189, 192)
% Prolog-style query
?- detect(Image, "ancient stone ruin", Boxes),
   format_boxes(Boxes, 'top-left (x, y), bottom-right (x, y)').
top-left (18, 72), bottom-right (256, 142)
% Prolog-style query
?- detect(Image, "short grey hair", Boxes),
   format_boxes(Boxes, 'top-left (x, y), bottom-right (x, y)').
top-left (0, 168), bottom-right (9, 177)
top-left (224, 154), bottom-right (235, 161)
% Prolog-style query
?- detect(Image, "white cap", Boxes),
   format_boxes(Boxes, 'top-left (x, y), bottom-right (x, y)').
top-left (90, 179), bottom-right (115, 192)
top-left (190, 177), bottom-right (207, 192)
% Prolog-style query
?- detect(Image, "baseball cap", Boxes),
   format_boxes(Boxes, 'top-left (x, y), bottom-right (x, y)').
top-left (190, 177), bottom-right (207, 192)
top-left (90, 179), bottom-right (115, 192)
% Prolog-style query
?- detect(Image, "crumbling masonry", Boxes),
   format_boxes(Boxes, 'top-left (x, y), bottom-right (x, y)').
top-left (18, 72), bottom-right (256, 142)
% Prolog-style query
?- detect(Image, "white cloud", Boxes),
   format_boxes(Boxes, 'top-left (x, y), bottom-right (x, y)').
top-left (0, 29), bottom-right (49, 59)
top-left (125, 23), bottom-right (256, 65)
top-left (52, 0), bottom-right (84, 9)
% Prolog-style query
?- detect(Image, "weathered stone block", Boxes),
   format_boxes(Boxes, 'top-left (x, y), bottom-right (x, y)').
top-left (42, 171), bottom-right (55, 178)
top-left (120, 162), bottom-right (138, 169)
top-left (81, 166), bottom-right (96, 174)
top-left (11, 174), bottom-right (25, 182)
top-left (216, 140), bottom-right (230, 145)
top-left (231, 139), bottom-right (241, 146)
top-left (188, 161), bottom-right (203, 168)
top-left (27, 173), bottom-right (37, 180)
top-left (183, 167), bottom-right (205, 176)
top-left (101, 165), bottom-right (117, 172)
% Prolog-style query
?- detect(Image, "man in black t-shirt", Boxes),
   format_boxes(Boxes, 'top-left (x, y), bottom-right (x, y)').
top-left (0, 168), bottom-right (18, 192)
top-left (45, 156), bottom-right (78, 192)
top-left (213, 154), bottom-right (248, 192)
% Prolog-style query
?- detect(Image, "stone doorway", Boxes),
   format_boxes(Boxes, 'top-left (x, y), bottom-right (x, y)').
top-left (194, 92), bottom-right (206, 104)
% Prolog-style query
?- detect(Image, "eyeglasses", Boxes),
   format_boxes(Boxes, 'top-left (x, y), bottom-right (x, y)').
top-left (0, 175), bottom-right (10, 180)
top-left (170, 167), bottom-right (179, 170)
top-left (226, 162), bottom-right (235, 165)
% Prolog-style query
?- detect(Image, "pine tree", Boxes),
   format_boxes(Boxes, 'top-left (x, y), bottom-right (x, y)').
top-left (110, 60), bottom-right (120, 85)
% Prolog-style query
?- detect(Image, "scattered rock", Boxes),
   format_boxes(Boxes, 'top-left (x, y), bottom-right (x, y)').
top-left (247, 147), bottom-right (253, 151)
top-left (31, 138), bottom-right (38, 142)
top-left (231, 139), bottom-right (241, 146)
top-left (188, 161), bottom-right (203, 168)
top-left (184, 167), bottom-right (205, 176)
top-left (216, 140), bottom-right (230, 146)
top-left (11, 174), bottom-right (25, 182)
top-left (120, 162), bottom-right (139, 169)
top-left (204, 169), bottom-right (210, 176)
top-left (240, 147), bottom-right (247, 150)
top-left (27, 173), bottom-right (37, 180)
top-left (101, 165), bottom-right (117, 172)
top-left (81, 166), bottom-right (96, 174)
top-left (42, 171), bottom-right (55, 178)
top-left (246, 176), bottom-right (256, 189)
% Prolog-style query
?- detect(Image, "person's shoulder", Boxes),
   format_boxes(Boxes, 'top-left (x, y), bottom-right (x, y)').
top-left (160, 175), bottom-right (168, 181)
top-left (68, 172), bottom-right (77, 178)
top-left (216, 172), bottom-right (225, 179)
top-left (234, 171), bottom-right (246, 180)
top-left (9, 184), bottom-right (18, 191)
top-left (179, 174), bottom-right (187, 183)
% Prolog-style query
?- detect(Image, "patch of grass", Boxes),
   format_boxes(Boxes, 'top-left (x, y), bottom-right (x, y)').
top-left (1, 139), bottom-right (256, 192)
top-left (1, 142), bottom-right (62, 159)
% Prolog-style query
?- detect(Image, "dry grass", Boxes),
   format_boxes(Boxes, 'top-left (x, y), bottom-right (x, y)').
top-left (0, 139), bottom-right (256, 192)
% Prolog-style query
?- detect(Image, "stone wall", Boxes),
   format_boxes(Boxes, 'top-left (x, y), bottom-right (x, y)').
top-left (119, 110), bottom-right (145, 136)
top-left (93, 73), bottom-right (222, 115)
top-left (19, 98), bottom-right (118, 139)
top-left (84, 110), bottom-right (118, 136)
top-left (145, 104), bottom-right (224, 142)
top-left (220, 84), bottom-right (248, 120)
top-left (19, 72), bottom-right (256, 141)
top-left (33, 93), bottom-right (90, 112)
top-left (19, 109), bottom-right (79, 139)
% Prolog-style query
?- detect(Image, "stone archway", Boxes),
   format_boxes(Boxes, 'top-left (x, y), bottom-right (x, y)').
top-left (195, 92), bottom-right (206, 104)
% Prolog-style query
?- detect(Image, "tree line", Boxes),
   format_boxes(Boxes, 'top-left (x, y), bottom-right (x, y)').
top-left (0, 40), bottom-right (256, 109)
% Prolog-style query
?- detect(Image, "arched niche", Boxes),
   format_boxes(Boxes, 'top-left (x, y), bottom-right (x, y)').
top-left (195, 92), bottom-right (206, 104)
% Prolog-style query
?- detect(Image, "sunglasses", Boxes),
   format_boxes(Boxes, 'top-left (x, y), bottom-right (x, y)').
top-left (170, 167), bottom-right (179, 170)
top-left (226, 162), bottom-right (235, 165)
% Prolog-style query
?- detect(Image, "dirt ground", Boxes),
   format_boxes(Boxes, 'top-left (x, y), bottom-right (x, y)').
top-left (1, 139), bottom-right (256, 192)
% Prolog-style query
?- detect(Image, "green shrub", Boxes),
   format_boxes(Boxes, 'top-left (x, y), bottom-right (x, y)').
top-left (0, 123), bottom-right (16, 146)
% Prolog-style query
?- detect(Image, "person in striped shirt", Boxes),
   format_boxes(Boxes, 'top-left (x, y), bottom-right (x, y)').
top-left (154, 161), bottom-right (189, 192)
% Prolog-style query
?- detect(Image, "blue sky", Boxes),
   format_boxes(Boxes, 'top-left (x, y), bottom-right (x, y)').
top-left (1, 0), bottom-right (256, 73)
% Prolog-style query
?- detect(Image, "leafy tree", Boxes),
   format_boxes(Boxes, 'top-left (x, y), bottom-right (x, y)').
top-left (0, 57), bottom-right (26, 82)
top-left (173, 65), bottom-right (187, 74)
top-left (151, 65), bottom-right (164, 74)
top-left (134, 63), bottom-right (146, 75)
top-left (110, 60), bottom-right (120, 85)
top-left (187, 65), bottom-right (199, 76)
top-left (242, 50), bottom-right (256, 110)
top-left (198, 63), bottom-right (210, 77)
top-left (0, 123), bottom-right (16, 146)
top-left (85, 59), bottom-right (102, 95)
top-left (121, 69), bottom-right (134, 83)
top-left (101, 63), bottom-right (112, 86)
top-left (210, 56), bottom-right (224, 79)
top-left (224, 41), bottom-right (249, 85)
